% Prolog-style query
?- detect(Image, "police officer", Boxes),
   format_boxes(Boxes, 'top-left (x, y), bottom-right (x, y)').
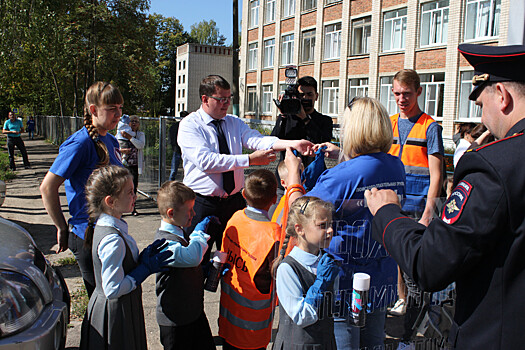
top-left (364, 43), bottom-right (525, 349)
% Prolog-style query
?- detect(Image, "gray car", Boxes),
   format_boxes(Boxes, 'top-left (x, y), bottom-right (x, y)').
top-left (0, 217), bottom-right (69, 349)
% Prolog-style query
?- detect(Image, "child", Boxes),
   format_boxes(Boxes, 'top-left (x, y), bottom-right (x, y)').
top-left (218, 169), bottom-right (282, 350)
top-left (116, 114), bottom-right (135, 155)
top-left (272, 196), bottom-right (339, 350)
top-left (80, 165), bottom-right (173, 350)
top-left (155, 181), bottom-right (216, 350)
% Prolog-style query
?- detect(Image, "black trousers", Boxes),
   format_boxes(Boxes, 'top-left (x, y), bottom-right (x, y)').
top-left (186, 192), bottom-right (246, 263)
top-left (68, 231), bottom-right (95, 297)
top-left (7, 136), bottom-right (30, 170)
top-left (159, 312), bottom-right (215, 350)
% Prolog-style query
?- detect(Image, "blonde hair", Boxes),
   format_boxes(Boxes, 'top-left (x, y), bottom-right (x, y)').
top-left (277, 161), bottom-right (288, 183)
top-left (83, 82), bottom-right (124, 167)
top-left (271, 196), bottom-right (333, 277)
top-left (341, 97), bottom-right (393, 159)
top-left (84, 165), bottom-right (132, 247)
top-left (157, 181), bottom-right (196, 218)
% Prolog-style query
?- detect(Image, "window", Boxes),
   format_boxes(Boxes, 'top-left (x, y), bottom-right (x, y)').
top-left (324, 23), bottom-right (341, 59)
top-left (383, 8), bottom-right (407, 51)
top-left (246, 86), bottom-right (258, 113)
top-left (178, 76), bottom-right (181, 84)
top-left (182, 89), bottom-right (185, 98)
top-left (348, 78), bottom-right (369, 102)
top-left (265, 0), bottom-right (275, 23)
top-left (351, 17), bottom-right (371, 55)
top-left (182, 75), bottom-right (185, 84)
top-left (465, 0), bottom-right (500, 40)
top-left (379, 76), bottom-right (397, 115)
top-left (263, 38), bottom-right (275, 68)
top-left (262, 85), bottom-right (273, 114)
top-left (458, 71), bottom-right (481, 119)
top-left (281, 34), bottom-right (294, 65)
top-left (420, 0), bottom-right (449, 47)
top-left (183, 61), bottom-right (186, 69)
top-left (178, 90), bottom-right (180, 98)
top-left (282, 0), bottom-right (295, 17)
top-left (248, 42), bottom-right (258, 70)
top-left (301, 29), bottom-right (316, 63)
top-left (178, 61), bottom-right (181, 70)
top-left (326, 0), bottom-right (340, 5)
top-left (249, 0), bottom-right (259, 27)
top-left (418, 73), bottom-right (445, 118)
top-left (322, 80), bottom-right (339, 115)
top-left (303, 0), bottom-right (317, 12)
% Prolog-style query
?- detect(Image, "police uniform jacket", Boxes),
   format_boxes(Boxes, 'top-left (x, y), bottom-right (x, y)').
top-left (371, 118), bottom-right (525, 349)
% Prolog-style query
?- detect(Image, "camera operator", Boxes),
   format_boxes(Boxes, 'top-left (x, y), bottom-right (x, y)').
top-left (271, 76), bottom-right (333, 197)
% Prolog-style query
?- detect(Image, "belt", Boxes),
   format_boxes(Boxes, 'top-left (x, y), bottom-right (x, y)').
top-left (196, 191), bottom-right (242, 203)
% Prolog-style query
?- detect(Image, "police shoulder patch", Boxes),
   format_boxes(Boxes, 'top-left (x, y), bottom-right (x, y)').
top-left (442, 181), bottom-right (472, 225)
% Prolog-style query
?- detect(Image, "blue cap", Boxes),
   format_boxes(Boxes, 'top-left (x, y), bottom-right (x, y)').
top-left (458, 43), bottom-right (525, 100)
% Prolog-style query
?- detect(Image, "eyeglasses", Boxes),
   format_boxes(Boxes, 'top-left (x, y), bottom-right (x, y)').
top-left (208, 95), bottom-right (233, 104)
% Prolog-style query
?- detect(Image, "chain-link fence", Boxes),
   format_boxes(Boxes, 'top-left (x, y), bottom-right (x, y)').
top-left (34, 115), bottom-right (341, 199)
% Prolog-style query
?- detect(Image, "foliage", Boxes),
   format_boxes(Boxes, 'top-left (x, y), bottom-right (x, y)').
top-left (190, 20), bottom-right (226, 46)
top-left (0, 152), bottom-right (16, 181)
top-left (70, 285), bottom-right (89, 320)
top-left (55, 256), bottom-right (77, 266)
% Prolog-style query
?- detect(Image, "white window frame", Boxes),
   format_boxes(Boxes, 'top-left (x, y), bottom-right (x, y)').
top-left (301, 29), bottom-right (316, 63)
top-left (383, 8), bottom-right (407, 52)
top-left (324, 23), bottom-right (342, 60)
top-left (262, 85), bottom-right (274, 114)
top-left (321, 80), bottom-right (339, 115)
top-left (348, 78), bottom-right (369, 102)
top-left (303, 0), bottom-right (317, 12)
top-left (281, 34), bottom-right (294, 65)
top-left (246, 86), bottom-right (258, 114)
top-left (248, 42), bottom-right (258, 70)
top-left (379, 76), bottom-right (398, 115)
top-left (464, 0), bottom-right (500, 41)
top-left (418, 73), bottom-right (445, 119)
top-left (351, 17), bottom-right (371, 55)
top-left (420, 0), bottom-right (449, 47)
top-left (265, 0), bottom-right (276, 23)
top-left (249, 0), bottom-right (260, 28)
top-left (326, 0), bottom-right (340, 5)
top-left (457, 71), bottom-right (481, 120)
top-left (263, 38), bottom-right (275, 68)
top-left (282, 0), bottom-right (295, 17)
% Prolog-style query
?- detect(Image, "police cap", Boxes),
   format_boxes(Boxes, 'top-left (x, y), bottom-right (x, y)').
top-left (458, 43), bottom-right (525, 100)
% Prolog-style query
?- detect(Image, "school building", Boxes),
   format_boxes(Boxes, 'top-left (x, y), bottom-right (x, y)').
top-left (239, 0), bottom-right (521, 144)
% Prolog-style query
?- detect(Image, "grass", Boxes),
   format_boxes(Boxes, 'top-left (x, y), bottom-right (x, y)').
top-left (70, 285), bottom-right (89, 320)
top-left (54, 256), bottom-right (77, 266)
top-left (0, 149), bottom-right (16, 181)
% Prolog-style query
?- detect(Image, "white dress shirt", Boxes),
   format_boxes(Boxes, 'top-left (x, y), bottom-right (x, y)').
top-left (96, 213), bottom-right (139, 299)
top-left (178, 107), bottom-right (278, 197)
top-left (276, 246), bottom-right (323, 328)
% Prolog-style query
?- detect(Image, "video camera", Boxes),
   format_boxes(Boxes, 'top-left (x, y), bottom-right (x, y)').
top-left (273, 67), bottom-right (313, 116)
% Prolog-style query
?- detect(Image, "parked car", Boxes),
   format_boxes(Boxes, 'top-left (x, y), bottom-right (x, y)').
top-left (0, 217), bottom-right (70, 349)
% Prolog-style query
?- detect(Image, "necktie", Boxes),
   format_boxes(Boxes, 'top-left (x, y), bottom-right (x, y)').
top-left (212, 119), bottom-right (235, 194)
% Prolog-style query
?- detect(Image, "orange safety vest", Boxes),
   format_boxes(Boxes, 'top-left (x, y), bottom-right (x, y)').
top-left (219, 210), bottom-right (281, 349)
top-left (388, 113), bottom-right (435, 176)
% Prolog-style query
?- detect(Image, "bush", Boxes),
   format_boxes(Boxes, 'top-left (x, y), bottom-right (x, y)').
top-left (0, 151), bottom-right (16, 181)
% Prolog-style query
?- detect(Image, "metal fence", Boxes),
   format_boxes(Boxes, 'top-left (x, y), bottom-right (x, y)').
top-left (34, 115), bottom-right (341, 198)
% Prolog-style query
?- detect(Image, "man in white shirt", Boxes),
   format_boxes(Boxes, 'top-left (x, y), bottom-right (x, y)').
top-left (178, 75), bottom-right (313, 262)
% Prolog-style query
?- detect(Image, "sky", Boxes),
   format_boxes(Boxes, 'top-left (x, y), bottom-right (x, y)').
top-left (148, 0), bottom-right (242, 44)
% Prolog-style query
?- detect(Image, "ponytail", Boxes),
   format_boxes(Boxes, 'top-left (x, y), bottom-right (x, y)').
top-left (84, 218), bottom-right (96, 249)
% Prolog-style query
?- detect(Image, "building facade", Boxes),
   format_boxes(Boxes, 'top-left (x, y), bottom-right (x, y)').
top-left (176, 43), bottom-right (234, 115)
top-left (239, 0), bottom-right (510, 141)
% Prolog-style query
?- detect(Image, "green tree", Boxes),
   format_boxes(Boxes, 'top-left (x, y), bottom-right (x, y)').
top-left (190, 19), bottom-right (227, 46)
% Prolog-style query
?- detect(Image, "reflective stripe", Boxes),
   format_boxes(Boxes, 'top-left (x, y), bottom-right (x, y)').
top-left (405, 137), bottom-right (427, 148)
top-left (222, 281), bottom-right (272, 310)
top-left (220, 304), bottom-right (272, 331)
top-left (405, 165), bottom-right (430, 175)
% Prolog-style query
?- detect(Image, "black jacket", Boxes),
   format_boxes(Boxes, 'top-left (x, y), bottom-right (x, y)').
top-left (371, 118), bottom-right (525, 349)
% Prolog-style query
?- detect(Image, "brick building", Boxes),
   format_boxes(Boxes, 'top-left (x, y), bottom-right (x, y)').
top-left (239, 0), bottom-right (512, 142)
top-left (176, 43), bottom-right (233, 115)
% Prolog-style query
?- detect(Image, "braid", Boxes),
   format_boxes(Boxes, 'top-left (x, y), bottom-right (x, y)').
top-left (83, 111), bottom-right (110, 167)
top-left (271, 230), bottom-right (291, 278)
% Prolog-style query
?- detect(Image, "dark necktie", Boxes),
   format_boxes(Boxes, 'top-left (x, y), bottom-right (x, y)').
top-left (212, 119), bottom-right (235, 194)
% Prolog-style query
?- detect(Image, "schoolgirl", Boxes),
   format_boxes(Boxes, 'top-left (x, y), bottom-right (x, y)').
top-left (79, 165), bottom-right (173, 350)
top-left (272, 196), bottom-right (339, 350)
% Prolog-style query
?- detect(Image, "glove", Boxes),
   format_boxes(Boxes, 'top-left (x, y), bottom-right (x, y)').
top-left (301, 147), bottom-right (327, 191)
top-left (304, 253), bottom-right (340, 307)
top-left (194, 216), bottom-right (220, 234)
top-left (128, 239), bottom-right (174, 285)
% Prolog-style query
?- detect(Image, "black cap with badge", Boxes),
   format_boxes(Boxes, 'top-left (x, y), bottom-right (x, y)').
top-left (458, 43), bottom-right (525, 101)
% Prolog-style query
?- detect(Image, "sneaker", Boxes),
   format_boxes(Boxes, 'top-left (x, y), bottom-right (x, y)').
top-left (389, 298), bottom-right (406, 316)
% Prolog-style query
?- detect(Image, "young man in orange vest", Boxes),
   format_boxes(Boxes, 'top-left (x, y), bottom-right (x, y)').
top-left (387, 69), bottom-right (444, 341)
top-left (219, 169), bottom-right (281, 350)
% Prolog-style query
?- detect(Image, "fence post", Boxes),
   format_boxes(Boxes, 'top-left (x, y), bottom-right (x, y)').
top-left (159, 116), bottom-right (166, 186)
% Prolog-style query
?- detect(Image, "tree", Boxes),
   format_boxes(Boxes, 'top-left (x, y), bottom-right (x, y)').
top-left (190, 20), bottom-right (227, 46)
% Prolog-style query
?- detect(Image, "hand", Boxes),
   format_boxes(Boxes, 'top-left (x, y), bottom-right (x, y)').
top-left (418, 212), bottom-right (432, 227)
top-left (121, 131), bottom-right (132, 140)
top-left (194, 216), bottom-right (220, 234)
top-left (315, 142), bottom-right (340, 159)
top-left (56, 227), bottom-right (69, 253)
top-left (129, 239), bottom-right (174, 284)
top-left (364, 188), bottom-right (401, 216)
top-left (248, 149), bottom-right (277, 166)
top-left (316, 253), bottom-right (339, 285)
top-left (292, 139), bottom-right (314, 156)
top-left (284, 147), bottom-right (302, 174)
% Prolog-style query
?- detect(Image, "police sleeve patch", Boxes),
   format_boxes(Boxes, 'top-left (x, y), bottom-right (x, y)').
top-left (442, 181), bottom-right (472, 225)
